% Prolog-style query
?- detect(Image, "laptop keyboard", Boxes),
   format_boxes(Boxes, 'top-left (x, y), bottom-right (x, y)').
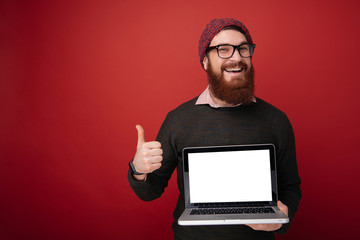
top-left (190, 207), bottom-right (275, 215)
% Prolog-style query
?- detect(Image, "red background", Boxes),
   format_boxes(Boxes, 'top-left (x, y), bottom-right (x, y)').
top-left (1, 0), bottom-right (360, 239)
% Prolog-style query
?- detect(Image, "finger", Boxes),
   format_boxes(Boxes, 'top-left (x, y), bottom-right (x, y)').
top-left (246, 224), bottom-right (281, 231)
top-left (143, 162), bottom-right (162, 173)
top-left (143, 155), bottom-right (163, 164)
top-left (150, 155), bottom-right (163, 164)
top-left (136, 125), bottom-right (145, 145)
top-left (148, 148), bottom-right (163, 156)
top-left (151, 162), bottom-right (162, 171)
top-left (143, 141), bottom-right (162, 149)
top-left (277, 201), bottom-right (288, 216)
top-left (246, 224), bottom-right (261, 230)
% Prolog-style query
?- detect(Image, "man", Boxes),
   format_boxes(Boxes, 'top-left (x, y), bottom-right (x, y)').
top-left (128, 18), bottom-right (302, 240)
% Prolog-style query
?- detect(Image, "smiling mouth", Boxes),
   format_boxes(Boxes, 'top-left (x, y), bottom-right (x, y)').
top-left (225, 67), bottom-right (243, 73)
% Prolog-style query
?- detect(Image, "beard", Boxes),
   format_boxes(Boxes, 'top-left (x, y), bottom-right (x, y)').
top-left (207, 61), bottom-right (255, 106)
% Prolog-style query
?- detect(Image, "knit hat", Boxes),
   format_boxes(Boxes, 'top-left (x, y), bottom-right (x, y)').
top-left (198, 18), bottom-right (253, 69)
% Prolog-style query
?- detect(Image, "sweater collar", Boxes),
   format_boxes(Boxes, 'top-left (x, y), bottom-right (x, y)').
top-left (195, 86), bottom-right (256, 108)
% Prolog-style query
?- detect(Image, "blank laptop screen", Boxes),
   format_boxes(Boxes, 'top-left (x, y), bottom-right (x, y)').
top-left (187, 149), bottom-right (272, 204)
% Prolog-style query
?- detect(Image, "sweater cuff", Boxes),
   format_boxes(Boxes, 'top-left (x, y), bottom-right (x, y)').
top-left (127, 168), bottom-right (148, 186)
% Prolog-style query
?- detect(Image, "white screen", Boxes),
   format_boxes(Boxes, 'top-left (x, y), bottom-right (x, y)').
top-left (188, 150), bottom-right (272, 203)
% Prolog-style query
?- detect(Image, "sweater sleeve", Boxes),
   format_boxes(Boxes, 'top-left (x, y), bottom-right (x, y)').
top-left (127, 113), bottom-right (178, 201)
top-left (274, 112), bottom-right (302, 234)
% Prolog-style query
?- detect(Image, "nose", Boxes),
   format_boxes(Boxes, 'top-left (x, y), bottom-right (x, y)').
top-left (229, 48), bottom-right (242, 61)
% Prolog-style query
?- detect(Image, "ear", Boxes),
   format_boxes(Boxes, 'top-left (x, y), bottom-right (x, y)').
top-left (203, 56), bottom-right (209, 70)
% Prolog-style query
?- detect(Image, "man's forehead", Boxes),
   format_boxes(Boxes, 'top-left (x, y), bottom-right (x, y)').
top-left (210, 29), bottom-right (247, 46)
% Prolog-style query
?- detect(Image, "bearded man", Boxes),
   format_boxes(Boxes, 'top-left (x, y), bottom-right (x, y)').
top-left (128, 18), bottom-right (302, 240)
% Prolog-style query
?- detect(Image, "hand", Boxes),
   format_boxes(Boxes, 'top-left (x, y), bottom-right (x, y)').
top-left (132, 125), bottom-right (163, 180)
top-left (246, 201), bottom-right (288, 231)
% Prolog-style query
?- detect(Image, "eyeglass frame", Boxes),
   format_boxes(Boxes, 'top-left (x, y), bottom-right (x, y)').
top-left (206, 43), bottom-right (256, 59)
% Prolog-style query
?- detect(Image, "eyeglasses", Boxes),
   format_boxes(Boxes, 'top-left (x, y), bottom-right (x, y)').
top-left (206, 43), bottom-right (256, 59)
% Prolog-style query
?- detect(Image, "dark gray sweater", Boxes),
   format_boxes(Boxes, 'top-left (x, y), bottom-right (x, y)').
top-left (128, 97), bottom-right (302, 240)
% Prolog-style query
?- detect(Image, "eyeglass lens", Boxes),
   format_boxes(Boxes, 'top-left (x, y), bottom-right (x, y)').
top-left (217, 44), bottom-right (252, 59)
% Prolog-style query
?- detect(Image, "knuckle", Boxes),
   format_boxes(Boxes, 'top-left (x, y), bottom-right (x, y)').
top-left (155, 163), bottom-right (162, 170)
top-left (143, 157), bottom-right (151, 164)
top-left (145, 165), bottom-right (153, 172)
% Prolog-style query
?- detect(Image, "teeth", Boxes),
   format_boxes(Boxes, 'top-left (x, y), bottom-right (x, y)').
top-left (226, 68), bottom-right (242, 72)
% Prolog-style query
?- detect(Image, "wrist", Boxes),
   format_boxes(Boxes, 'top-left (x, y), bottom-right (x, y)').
top-left (129, 159), bottom-right (144, 175)
top-left (133, 173), bottom-right (147, 182)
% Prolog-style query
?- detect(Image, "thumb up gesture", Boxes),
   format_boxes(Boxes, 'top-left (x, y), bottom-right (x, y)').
top-left (132, 125), bottom-right (163, 180)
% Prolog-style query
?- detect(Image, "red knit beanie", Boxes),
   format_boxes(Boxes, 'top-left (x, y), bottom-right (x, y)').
top-left (198, 18), bottom-right (253, 69)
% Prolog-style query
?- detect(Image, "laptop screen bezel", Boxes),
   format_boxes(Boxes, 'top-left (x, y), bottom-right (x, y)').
top-left (182, 144), bottom-right (278, 208)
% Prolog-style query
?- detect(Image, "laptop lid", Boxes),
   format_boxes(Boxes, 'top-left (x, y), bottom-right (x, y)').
top-left (182, 144), bottom-right (278, 209)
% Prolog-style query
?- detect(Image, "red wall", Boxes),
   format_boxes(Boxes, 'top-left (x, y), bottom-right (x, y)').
top-left (1, 0), bottom-right (360, 239)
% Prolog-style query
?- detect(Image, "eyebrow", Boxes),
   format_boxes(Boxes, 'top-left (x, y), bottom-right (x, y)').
top-left (210, 41), bottom-right (248, 47)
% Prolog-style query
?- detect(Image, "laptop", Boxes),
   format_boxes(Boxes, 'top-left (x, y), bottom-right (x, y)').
top-left (178, 144), bottom-right (289, 226)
